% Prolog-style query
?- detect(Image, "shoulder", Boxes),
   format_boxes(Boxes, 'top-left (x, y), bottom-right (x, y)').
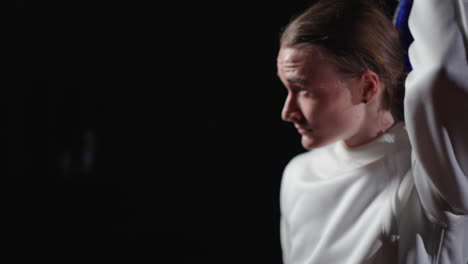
top-left (282, 144), bottom-right (336, 187)
top-left (280, 149), bottom-right (321, 212)
top-left (283, 151), bottom-right (310, 176)
top-left (283, 145), bottom-right (332, 175)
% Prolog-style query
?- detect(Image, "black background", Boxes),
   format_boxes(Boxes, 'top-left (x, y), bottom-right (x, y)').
top-left (6, 0), bottom-right (398, 262)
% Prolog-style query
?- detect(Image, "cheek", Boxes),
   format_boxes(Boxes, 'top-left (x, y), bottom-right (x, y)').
top-left (334, 104), bottom-right (366, 134)
top-left (298, 97), bottom-right (320, 119)
top-left (318, 92), bottom-right (362, 124)
top-left (298, 89), bottom-right (362, 126)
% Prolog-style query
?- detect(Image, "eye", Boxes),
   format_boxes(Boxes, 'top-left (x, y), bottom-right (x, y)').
top-left (297, 87), bottom-right (316, 98)
top-left (298, 87), bottom-right (309, 93)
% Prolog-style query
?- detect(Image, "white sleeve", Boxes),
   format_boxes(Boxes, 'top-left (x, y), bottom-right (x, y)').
top-left (280, 217), bottom-right (291, 263)
top-left (405, 0), bottom-right (468, 223)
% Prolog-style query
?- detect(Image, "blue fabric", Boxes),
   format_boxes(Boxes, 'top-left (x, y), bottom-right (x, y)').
top-left (394, 0), bottom-right (414, 71)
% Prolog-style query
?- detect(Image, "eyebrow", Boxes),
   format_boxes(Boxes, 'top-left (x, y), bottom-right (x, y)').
top-left (276, 72), bottom-right (307, 84)
top-left (287, 78), bottom-right (306, 84)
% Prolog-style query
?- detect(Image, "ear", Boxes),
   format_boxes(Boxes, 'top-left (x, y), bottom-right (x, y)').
top-left (360, 70), bottom-right (381, 104)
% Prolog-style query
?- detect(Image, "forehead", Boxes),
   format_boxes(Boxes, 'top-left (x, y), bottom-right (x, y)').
top-left (277, 46), bottom-right (325, 76)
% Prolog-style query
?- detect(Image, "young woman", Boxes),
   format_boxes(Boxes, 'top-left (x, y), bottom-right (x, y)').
top-left (277, 0), bottom-right (468, 263)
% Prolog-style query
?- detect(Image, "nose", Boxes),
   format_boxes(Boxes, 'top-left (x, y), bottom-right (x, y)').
top-left (281, 93), bottom-right (301, 123)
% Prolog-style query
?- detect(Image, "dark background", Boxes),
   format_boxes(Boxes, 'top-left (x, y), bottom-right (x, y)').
top-left (6, 0), bottom-right (398, 262)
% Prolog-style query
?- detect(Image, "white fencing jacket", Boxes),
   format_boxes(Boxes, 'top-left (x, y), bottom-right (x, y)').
top-left (280, 0), bottom-right (468, 263)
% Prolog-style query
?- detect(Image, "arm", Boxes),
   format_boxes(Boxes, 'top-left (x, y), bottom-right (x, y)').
top-left (280, 217), bottom-right (291, 263)
top-left (405, 0), bottom-right (468, 223)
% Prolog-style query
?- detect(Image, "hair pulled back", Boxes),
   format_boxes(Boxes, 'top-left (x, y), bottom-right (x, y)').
top-left (280, 0), bottom-right (407, 121)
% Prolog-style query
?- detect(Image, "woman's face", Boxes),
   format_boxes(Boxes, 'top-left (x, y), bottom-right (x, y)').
top-left (277, 46), bottom-right (367, 149)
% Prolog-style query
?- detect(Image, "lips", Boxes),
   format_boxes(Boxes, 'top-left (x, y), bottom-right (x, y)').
top-left (296, 126), bottom-right (313, 135)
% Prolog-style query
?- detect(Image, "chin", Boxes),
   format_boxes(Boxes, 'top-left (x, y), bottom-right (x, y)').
top-left (301, 136), bottom-right (321, 150)
top-left (301, 135), bottom-right (332, 150)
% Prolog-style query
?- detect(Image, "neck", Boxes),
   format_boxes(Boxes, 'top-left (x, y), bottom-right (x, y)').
top-left (344, 110), bottom-right (396, 148)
